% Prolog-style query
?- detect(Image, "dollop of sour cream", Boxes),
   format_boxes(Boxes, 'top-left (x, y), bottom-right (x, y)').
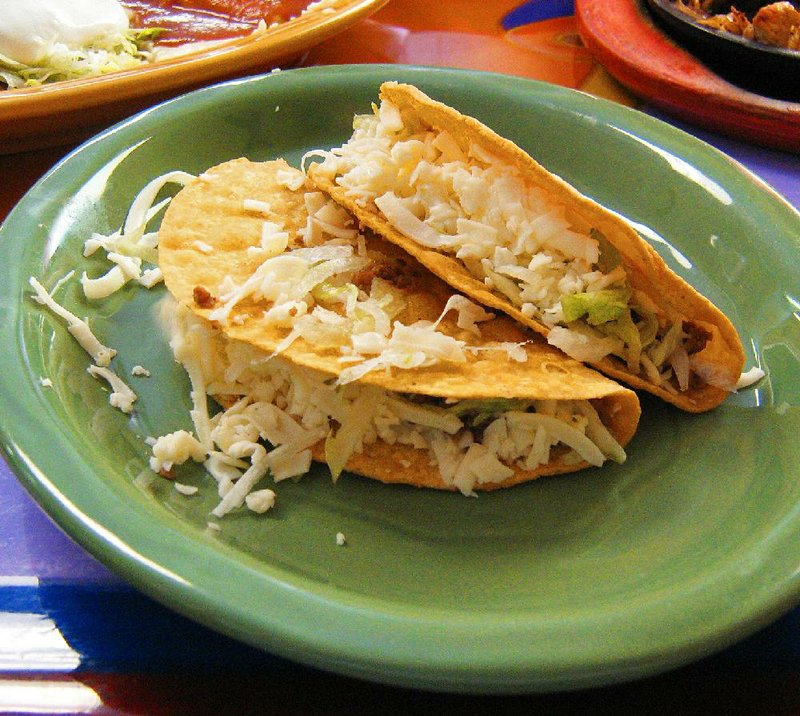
top-left (0, 0), bottom-right (130, 65)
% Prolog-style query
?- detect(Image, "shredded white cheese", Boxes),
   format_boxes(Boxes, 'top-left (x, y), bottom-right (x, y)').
top-left (36, 157), bottom-right (626, 518)
top-left (192, 240), bottom-right (213, 254)
top-left (139, 267), bottom-right (163, 288)
top-left (148, 429), bottom-right (207, 473)
top-left (174, 482), bottom-right (199, 496)
top-left (29, 277), bottom-right (117, 366)
top-left (160, 302), bottom-right (623, 503)
top-left (243, 198), bottom-right (271, 215)
top-left (311, 97), bottom-right (705, 394)
top-left (736, 366), bottom-right (765, 390)
top-left (245, 489), bottom-right (277, 514)
top-left (313, 105), bottom-right (602, 327)
top-left (81, 170), bottom-right (194, 299)
top-left (202, 191), bottom-right (522, 383)
top-left (87, 365), bottom-right (137, 413)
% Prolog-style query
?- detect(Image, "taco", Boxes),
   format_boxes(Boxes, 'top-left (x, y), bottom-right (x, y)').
top-left (307, 82), bottom-right (746, 412)
top-left (157, 158), bottom-right (640, 500)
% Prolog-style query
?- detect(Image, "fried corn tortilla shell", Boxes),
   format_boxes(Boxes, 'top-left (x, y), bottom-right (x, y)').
top-left (158, 158), bottom-right (640, 490)
top-left (308, 82), bottom-right (746, 413)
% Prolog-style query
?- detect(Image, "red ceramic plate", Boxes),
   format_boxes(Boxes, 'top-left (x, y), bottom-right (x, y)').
top-left (575, 0), bottom-right (800, 152)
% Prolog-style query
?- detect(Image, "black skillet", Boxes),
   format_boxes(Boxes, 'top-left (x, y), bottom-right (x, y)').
top-left (643, 0), bottom-right (800, 100)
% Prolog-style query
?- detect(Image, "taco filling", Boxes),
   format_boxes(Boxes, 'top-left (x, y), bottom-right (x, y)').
top-left (308, 83), bottom-right (745, 411)
top-left (158, 158), bottom-right (533, 386)
top-left (151, 157), bottom-right (639, 507)
top-left (160, 300), bottom-right (630, 507)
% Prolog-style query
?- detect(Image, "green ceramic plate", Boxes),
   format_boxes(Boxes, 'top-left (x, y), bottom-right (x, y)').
top-left (0, 66), bottom-right (798, 693)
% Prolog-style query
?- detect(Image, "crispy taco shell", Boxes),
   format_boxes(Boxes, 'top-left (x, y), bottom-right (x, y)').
top-left (309, 82), bottom-right (745, 413)
top-left (159, 158), bottom-right (640, 489)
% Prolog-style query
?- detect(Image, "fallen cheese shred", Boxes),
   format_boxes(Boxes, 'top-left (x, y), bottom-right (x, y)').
top-left (87, 365), bottom-right (137, 414)
top-left (29, 277), bottom-right (116, 366)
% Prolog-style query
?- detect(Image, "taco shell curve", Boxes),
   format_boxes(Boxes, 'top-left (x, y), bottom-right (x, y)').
top-left (308, 82), bottom-right (746, 413)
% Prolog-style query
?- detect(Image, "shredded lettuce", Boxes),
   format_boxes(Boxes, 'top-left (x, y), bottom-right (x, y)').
top-left (561, 288), bottom-right (631, 326)
top-left (386, 396), bottom-right (463, 434)
top-left (649, 320), bottom-right (685, 369)
top-left (577, 402), bottom-right (627, 464)
top-left (635, 310), bottom-right (660, 348)
top-left (0, 28), bottom-right (162, 89)
top-left (598, 310), bottom-right (641, 370)
top-left (311, 281), bottom-right (359, 311)
top-left (445, 398), bottom-right (533, 427)
top-left (324, 388), bottom-right (384, 482)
